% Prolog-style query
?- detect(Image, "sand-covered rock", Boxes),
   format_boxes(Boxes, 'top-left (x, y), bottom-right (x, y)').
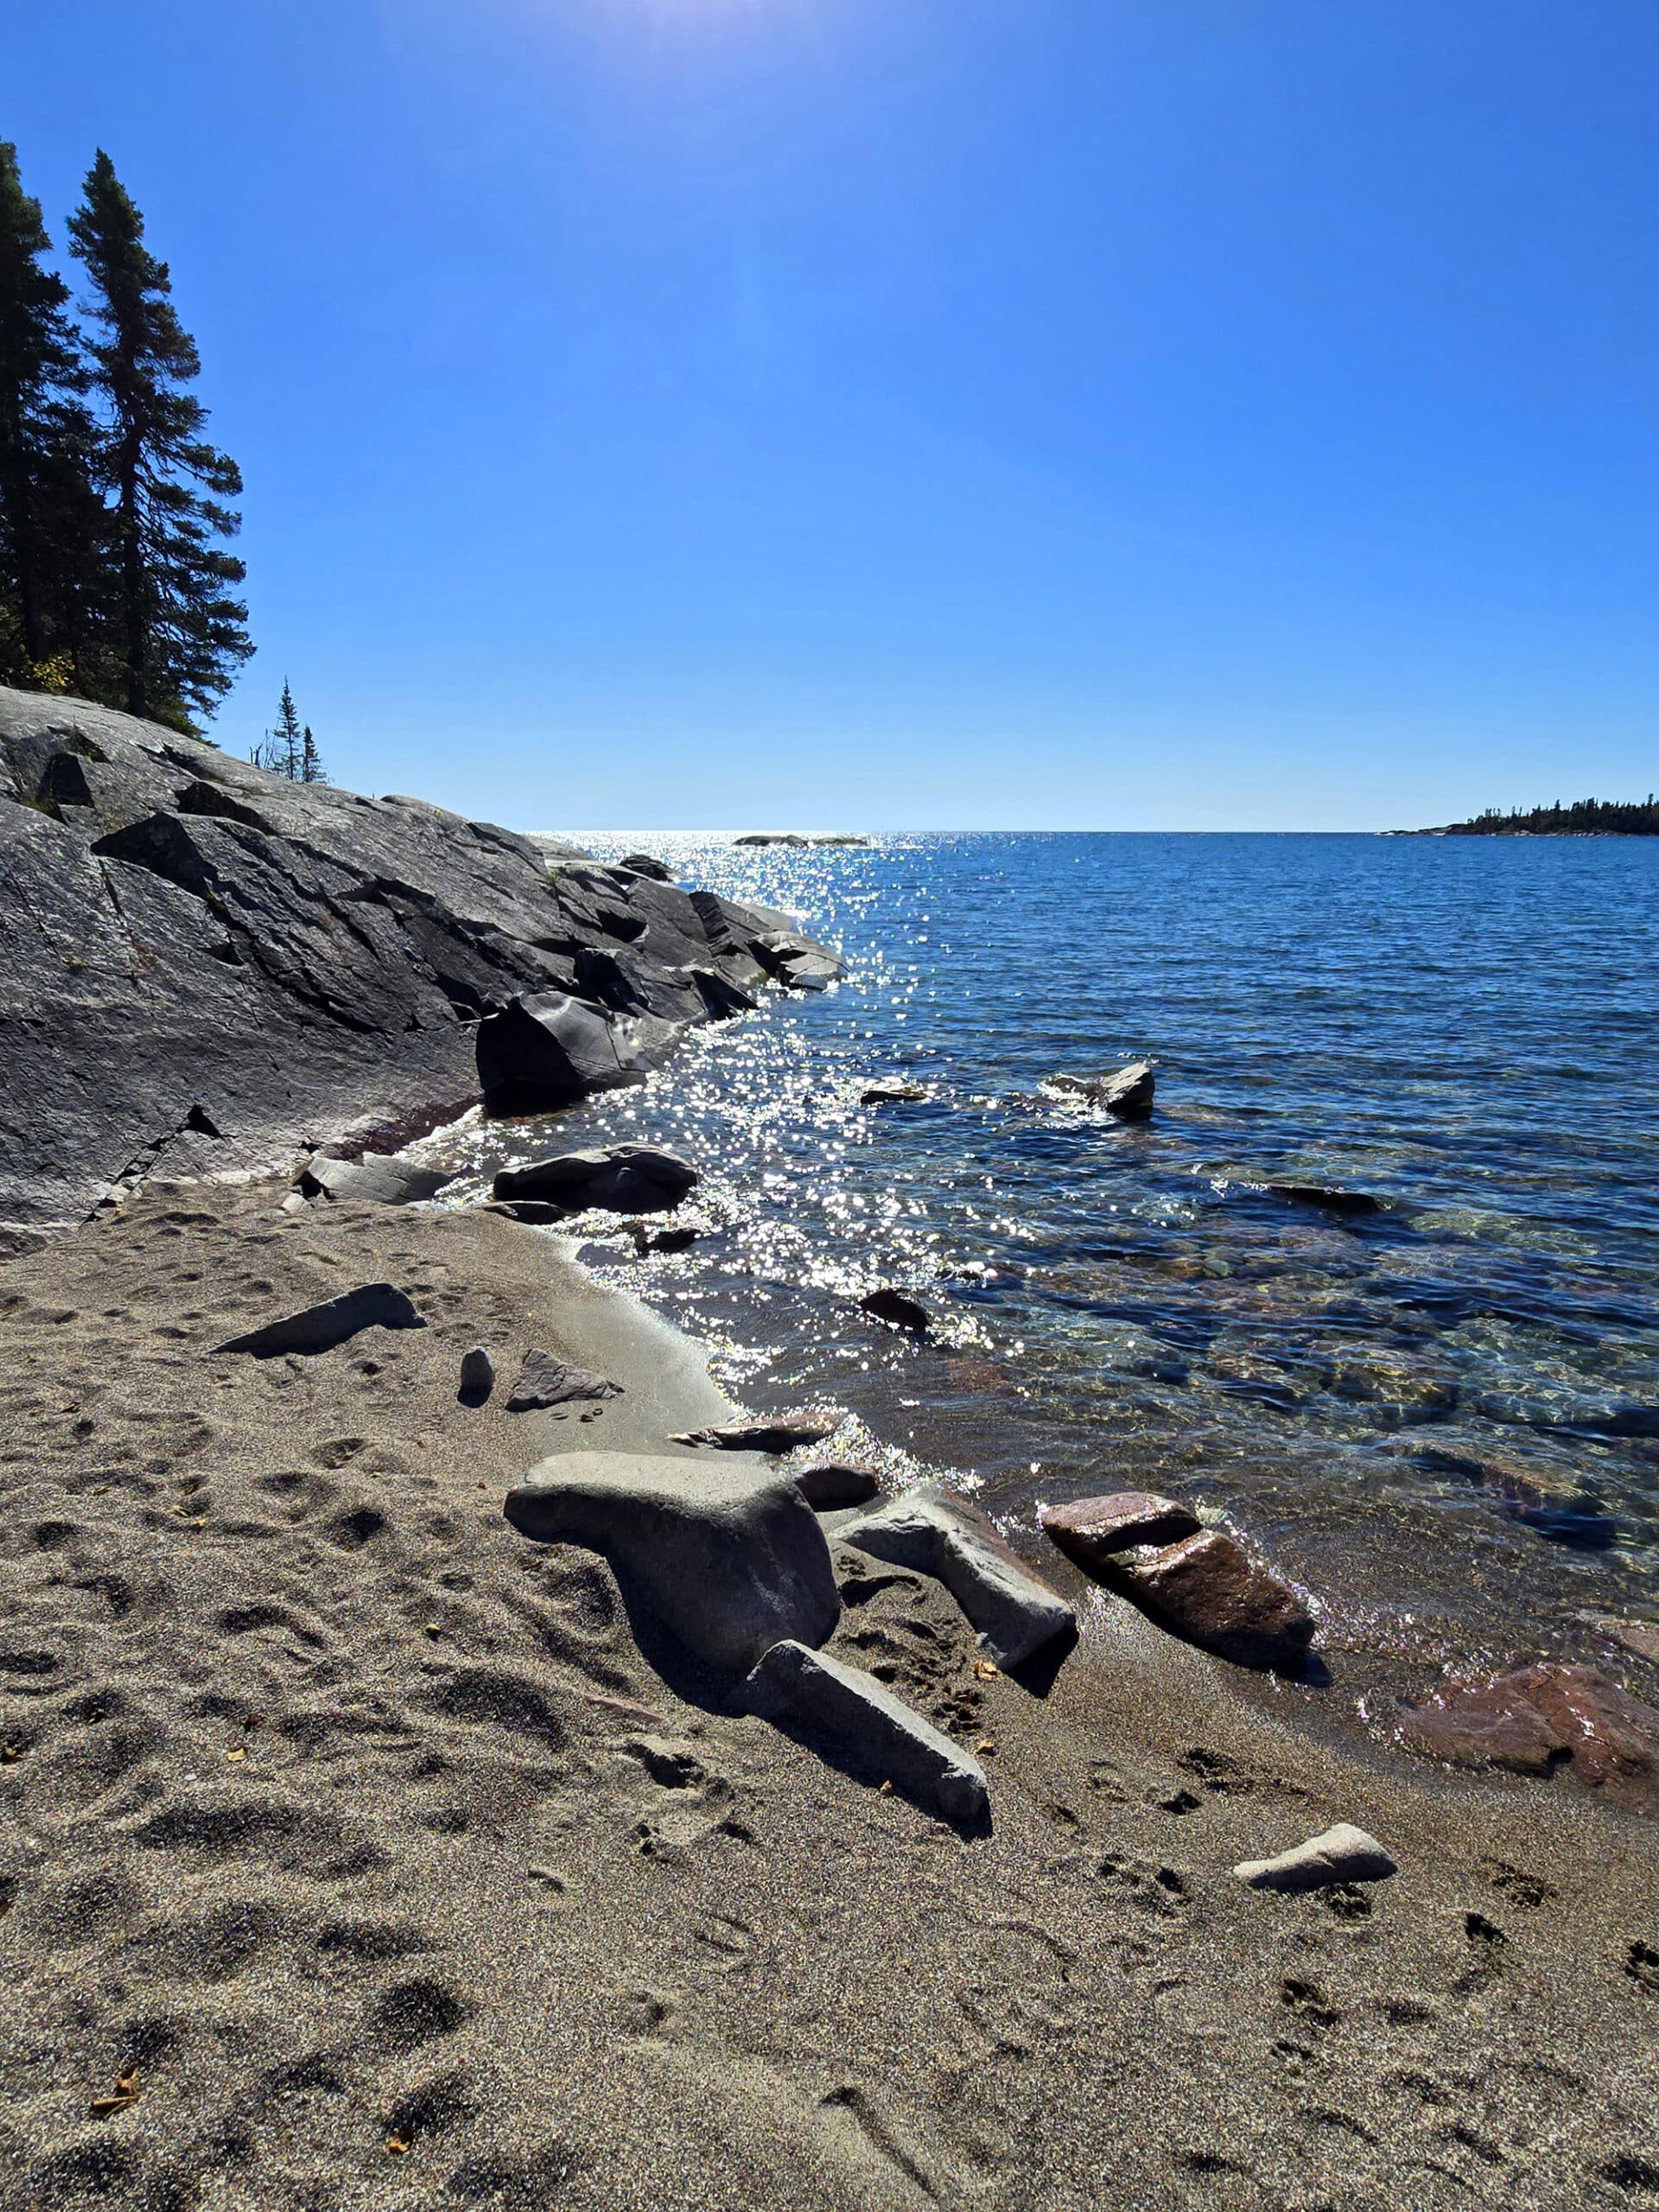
top-left (213, 1281), bottom-right (426, 1357)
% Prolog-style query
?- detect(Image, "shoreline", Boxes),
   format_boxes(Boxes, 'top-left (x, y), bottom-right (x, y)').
top-left (2, 1175), bottom-right (1656, 2207)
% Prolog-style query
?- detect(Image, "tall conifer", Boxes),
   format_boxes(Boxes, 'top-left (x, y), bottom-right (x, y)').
top-left (68, 150), bottom-right (251, 728)
top-left (0, 142), bottom-right (104, 690)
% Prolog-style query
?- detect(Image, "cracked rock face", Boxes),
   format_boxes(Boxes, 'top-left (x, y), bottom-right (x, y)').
top-left (0, 688), bottom-right (838, 1229)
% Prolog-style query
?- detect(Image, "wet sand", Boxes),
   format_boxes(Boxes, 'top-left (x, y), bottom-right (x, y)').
top-left (1, 1181), bottom-right (1656, 2211)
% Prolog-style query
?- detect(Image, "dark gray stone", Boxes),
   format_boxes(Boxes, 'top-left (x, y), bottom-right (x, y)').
top-left (459, 1346), bottom-right (495, 1404)
top-left (503, 1451), bottom-right (841, 1676)
top-left (618, 853), bottom-right (674, 881)
top-left (0, 686), bottom-right (837, 1227)
top-left (493, 1145), bottom-right (699, 1215)
top-left (1265, 1183), bottom-right (1382, 1217)
top-left (299, 1153), bottom-right (456, 1206)
top-left (474, 992), bottom-right (669, 1114)
top-left (214, 1281), bottom-right (426, 1357)
top-left (626, 1221), bottom-right (700, 1254)
top-left (861, 1287), bottom-right (931, 1333)
top-left (839, 1489), bottom-right (1075, 1668)
top-left (793, 1463), bottom-right (883, 1510)
top-left (738, 1640), bottom-right (989, 1827)
top-left (506, 1350), bottom-right (623, 1411)
top-left (861, 1081), bottom-right (930, 1106)
top-left (1047, 1060), bottom-right (1156, 1120)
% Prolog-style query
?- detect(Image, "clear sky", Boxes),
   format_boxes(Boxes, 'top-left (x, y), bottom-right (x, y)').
top-left (10, 0), bottom-right (1659, 829)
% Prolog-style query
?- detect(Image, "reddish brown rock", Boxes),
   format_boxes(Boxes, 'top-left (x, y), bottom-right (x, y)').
top-left (1609, 1621), bottom-right (1659, 1669)
top-left (1040, 1491), bottom-right (1202, 1573)
top-left (1401, 1664), bottom-right (1659, 1810)
top-left (1117, 1529), bottom-right (1316, 1672)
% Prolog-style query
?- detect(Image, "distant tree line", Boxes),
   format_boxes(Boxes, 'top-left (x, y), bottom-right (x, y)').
top-left (0, 140), bottom-right (251, 732)
top-left (1435, 797), bottom-right (1659, 836)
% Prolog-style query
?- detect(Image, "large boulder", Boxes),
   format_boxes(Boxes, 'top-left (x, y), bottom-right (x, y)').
top-left (493, 1145), bottom-right (699, 1215)
top-left (503, 1452), bottom-right (841, 1678)
top-left (0, 685), bottom-right (839, 1229)
top-left (838, 1489), bottom-right (1075, 1669)
top-left (474, 993), bottom-right (669, 1114)
top-left (738, 1641), bottom-right (989, 1827)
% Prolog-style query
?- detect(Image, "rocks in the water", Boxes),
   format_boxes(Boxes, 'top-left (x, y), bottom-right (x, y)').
top-left (752, 934), bottom-right (841, 992)
top-left (738, 1640), bottom-right (989, 1827)
top-left (1047, 1060), bottom-right (1156, 1121)
top-left (493, 1145), bottom-right (698, 1216)
top-left (619, 853), bottom-right (674, 881)
top-left (839, 1488), bottom-right (1076, 1669)
top-left (734, 832), bottom-right (809, 848)
top-left (506, 1350), bottom-right (623, 1411)
top-left (1608, 1621), bottom-right (1659, 1668)
top-left (626, 1221), bottom-right (700, 1255)
top-left (1040, 1491), bottom-right (1203, 1571)
top-left (1234, 1823), bottom-right (1398, 1894)
top-left (672, 1414), bottom-right (842, 1455)
top-left (1265, 1183), bottom-right (1382, 1217)
top-left (792, 1463), bottom-right (883, 1510)
top-left (811, 835), bottom-right (868, 848)
top-left (1409, 1441), bottom-right (1616, 1548)
top-left (474, 991), bottom-right (669, 1115)
top-left (297, 1153), bottom-right (457, 1206)
top-left (1115, 1529), bottom-right (1317, 1672)
top-left (504, 1452), bottom-right (841, 1676)
top-left (861, 1287), bottom-right (931, 1333)
top-left (486, 1198), bottom-right (570, 1226)
top-left (458, 1346), bottom-right (495, 1404)
top-left (861, 1080), bottom-right (930, 1106)
top-left (214, 1281), bottom-right (426, 1357)
top-left (0, 684), bottom-right (838, 1229)
top-left (1400, 1663), bottom-right (1659, 1807)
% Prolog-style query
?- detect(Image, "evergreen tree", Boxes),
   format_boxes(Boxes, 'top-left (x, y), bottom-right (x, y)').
top-left (67, 149), bottom-right (251, 728)
top-left (300, 722), bottom-right (325, 784)
top-left (0, 141), bottom-right (105, 692)
top-left (273, 677), bottom-right (301, 778)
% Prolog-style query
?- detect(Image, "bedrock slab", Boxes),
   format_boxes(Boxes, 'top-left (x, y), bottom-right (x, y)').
top-left (298, 1153), bottom-right (457, 1206)
top-left (213, 1281), bottom-right (426, 1357)
top-left (503, 1452), bottom-right (841, 1677)
top-left (838, 1489), bottom-right (1074, 1669)
top-left (738, 1639), bottom-right (989, 1827)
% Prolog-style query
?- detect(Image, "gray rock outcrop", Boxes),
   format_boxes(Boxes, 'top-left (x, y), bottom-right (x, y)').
top-left (0, 686), bottom-right (837, 1229)
top-left (503, 1451), bottom-right (841, 1677)
top-left (738, 1640), bottom-right (989, 1827)
top-left (839, 1488), bottom-right (1075, 1669)
top-left (297, 1154), bottom-right (457, 1206)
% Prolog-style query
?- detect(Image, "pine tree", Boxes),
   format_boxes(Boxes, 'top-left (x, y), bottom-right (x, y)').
top-left (67, 150), bottom-right (251, 729)
top-left (273, 677), bottom-right (301, 778)
top-left (0, 141), bottom-right (105, 692)
top-left (300, 722), bottom-right (325, 784)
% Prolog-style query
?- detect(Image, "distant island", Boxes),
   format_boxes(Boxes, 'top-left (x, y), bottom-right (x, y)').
top-left (1414, 796), bottom-right (1659, 836)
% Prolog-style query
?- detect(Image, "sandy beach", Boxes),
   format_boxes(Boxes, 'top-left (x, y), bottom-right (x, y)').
top-left (1, 1179), bottom-right (1655, 2211)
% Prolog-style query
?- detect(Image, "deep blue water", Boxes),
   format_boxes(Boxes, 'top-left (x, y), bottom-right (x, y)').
top-left (424, 832), bottom-right (1659, 1702)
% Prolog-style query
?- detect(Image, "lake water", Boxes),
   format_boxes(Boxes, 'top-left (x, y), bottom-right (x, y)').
top-left (424, 831), bottom-right (1659, 1714)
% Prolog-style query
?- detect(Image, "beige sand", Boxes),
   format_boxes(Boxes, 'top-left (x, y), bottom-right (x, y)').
top-left (0, 1181), bottom-right (1655, 2211)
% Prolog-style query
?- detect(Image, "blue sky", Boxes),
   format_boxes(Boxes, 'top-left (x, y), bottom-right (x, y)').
top-left (10, 0), bottom-right (1659, 829)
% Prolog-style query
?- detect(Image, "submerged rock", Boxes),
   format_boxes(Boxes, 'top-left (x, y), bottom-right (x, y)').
top-left (1040, 1491), bottom-right (1203, 1571)
top-left (298, 1153), bottom-right (456, 1206)
top-left (493, 1145), bottom-right (698, 1215)
top-left (626, 1221), bottom-right (701, 1254)
top-left (1400, 1663), bottom-right (1659, 1808)
top-left (1409, 1441), bottom-right (1617, 1548)
top-left (1264, 1183), bottom-right (1382, 1217)
top-left (861, 1287), bottom-right (931, 1333)
top-left (1115, 1529), bottom-right (1316, 1672)
top-left (738, 1640), bottom-right (989, 1827)
top-left (1047, 1060), bottom-right (1156, 1121)
top-left (839, 1489), bottom-right (1075, 1669)
top-left (506, 1350), bottom-right (623, 1411)
top-left (504, 1452), bottom-right (840, 1676)
top-left (1234, 1823), bottom-right (1397, 1893)
top-left (214, 1282), bottom-right (426, 1357)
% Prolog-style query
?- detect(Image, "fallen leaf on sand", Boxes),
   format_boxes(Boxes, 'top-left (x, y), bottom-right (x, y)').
top-left (386, 2132), bottom-right (412, 2156)
top-left (976, 1739), bottom-right (997, 1757)
top-left (1, 1746), bottom-right (22, 1763)
top-left (225, 1746), bottom-right (246, 1762)
top-left (975, 1661), bottom-right (999, 1681)
top-left (91, 2068), bottom-right (138, 2114)
top-left (879, 1780), bottom-right (894, 1795)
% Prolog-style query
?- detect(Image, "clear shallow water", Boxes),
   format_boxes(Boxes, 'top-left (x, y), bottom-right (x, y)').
top-left (423, 832), bottom-right (1659, 1711)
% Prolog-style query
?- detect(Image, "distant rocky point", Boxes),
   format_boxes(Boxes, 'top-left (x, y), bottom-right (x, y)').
top-left (1409, 797), bottom-right (1659, 836)
top-left (0, 687), bottom-right (840, 1233)
top-left (734, 832), bottom-right (868, 848)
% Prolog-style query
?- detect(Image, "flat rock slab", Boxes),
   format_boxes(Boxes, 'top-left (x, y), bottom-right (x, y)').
top-left (672, 1415), bottom-right (842, 1455)
top-left (1041, 1491), bottom-right (1202, 1571)
top-left (504, 1452), bottom-right (841, 1677)
top-left (1265, 1183), bottom-right (1382, 1217)
top-left (1400, 1663), bottom-right (1659, 1809)
top-left (298, 1154), bottom-right (456, 1205)
top-left (739, 1640), bottom-right (988, 1828)
top-left (507, 1350), bottom-right (623, 1411)
top-left (493, 1144), bottom-right (698, 1215)
top-left (214, 1281), bottom-right (425, 1357)
top-left (1047, 1060), bottom-right (1155, 1120)
top-left (1235, 1823), bottom-right (1398, 1893)
top-left (839, 1489), bottom-right (1075, 1669)
top-left (1116, 1529), bottom-right (1316, 1672)
top-left (794, 1463), bottom-right (883, 1510)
